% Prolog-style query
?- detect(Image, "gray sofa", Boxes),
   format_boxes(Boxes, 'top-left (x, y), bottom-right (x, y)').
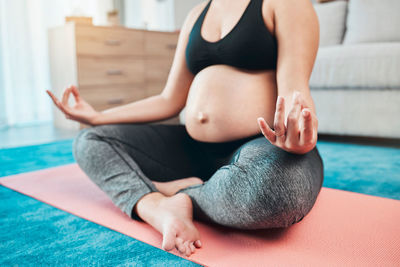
top-left (310, 0), bottom-right (400, 138)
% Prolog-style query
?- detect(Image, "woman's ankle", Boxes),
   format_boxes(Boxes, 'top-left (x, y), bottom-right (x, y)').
top-left (134, 192), bottom-right (166, 223)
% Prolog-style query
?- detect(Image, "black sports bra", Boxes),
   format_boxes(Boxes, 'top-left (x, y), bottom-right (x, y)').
top-left (185, 0), bottom-right (278, 75)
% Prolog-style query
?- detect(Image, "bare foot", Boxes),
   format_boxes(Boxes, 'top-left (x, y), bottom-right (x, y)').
top-left (152, 177), bottom-right (204, 197)
top-left (135, 192), bottom-right (202, 257)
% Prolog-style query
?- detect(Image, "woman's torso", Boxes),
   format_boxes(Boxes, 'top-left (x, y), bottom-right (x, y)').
top-left (184, 0), bottom-right (278, 142)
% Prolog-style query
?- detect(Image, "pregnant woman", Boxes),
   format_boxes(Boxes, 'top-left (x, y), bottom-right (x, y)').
top-left (47, 0), bottom-right (323, 257)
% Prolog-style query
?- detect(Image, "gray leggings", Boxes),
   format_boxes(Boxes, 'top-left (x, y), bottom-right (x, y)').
top-left (73, 123), bottom-right (324, 230)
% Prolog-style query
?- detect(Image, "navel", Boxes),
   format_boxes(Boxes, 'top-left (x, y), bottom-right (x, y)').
top-left (197, 111), bottom-right (208, 123)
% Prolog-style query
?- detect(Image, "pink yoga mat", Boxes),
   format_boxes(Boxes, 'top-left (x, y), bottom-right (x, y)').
top-left (1, 164), bottom-right (400, 266)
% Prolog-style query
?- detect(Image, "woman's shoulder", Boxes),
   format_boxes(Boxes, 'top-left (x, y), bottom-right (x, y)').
top-left (188, 1), bottom-right (210, 20)
top-left (180, 1), bottom-right (209, 33)
top-left (270, 0), bottom-right (314, 11)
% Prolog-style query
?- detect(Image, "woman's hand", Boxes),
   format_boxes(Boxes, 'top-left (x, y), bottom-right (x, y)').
top-left (257, 91), bottom-right (318, 154)
top-left (46, 85), bottom-right (101, 125)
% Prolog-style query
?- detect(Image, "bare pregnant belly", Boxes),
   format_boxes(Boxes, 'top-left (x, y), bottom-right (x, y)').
top-left (184, 65), bottom-right (278, 142)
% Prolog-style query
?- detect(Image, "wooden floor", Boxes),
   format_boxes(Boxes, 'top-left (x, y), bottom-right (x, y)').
top-left (0, 123), bottom-right (80, 149)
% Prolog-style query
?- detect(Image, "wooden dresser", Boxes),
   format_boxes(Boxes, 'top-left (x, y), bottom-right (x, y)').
top-left (48, 23), bottom-right (180, 129)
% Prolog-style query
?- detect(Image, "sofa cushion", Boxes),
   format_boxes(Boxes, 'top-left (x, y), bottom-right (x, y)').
top-left (313, 1), bottom-right (347, 47)
top-left (343, 0), bottom-right (400, 44)
top-left (310, 42), bottom-right (400, 88)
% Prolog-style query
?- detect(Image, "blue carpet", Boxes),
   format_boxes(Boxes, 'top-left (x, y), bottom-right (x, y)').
top-left (0, 140), bottom-right (75, 177)
top-left (0, 140), bottom-right (201, 266)
top-left (1, 139), bottom-right (399, 266)
top-left (0, 186), bottom-right (200, 266)
top-left (317, 141), bottom-right (400, 200)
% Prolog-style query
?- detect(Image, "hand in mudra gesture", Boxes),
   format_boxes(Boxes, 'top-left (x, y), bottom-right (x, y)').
top-left (46, 85), bottom-right (100, 125)
top-left (257, 91), bottom-right (318, 155)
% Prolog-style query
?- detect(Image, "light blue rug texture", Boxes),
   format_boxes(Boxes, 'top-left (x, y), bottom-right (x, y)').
top-left (1, 139), bottom-right (399, 266)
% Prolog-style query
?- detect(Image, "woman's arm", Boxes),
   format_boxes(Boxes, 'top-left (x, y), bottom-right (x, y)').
top-left (274, 0), bottom-right (319, 116)
top-left (47, 2), bottom-right (209, 126)
top-left (257, 0), bottom-right (320, 154)
top-left (91, 91), bottom-right (181, 125)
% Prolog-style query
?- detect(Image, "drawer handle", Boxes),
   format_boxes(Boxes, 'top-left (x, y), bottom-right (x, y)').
top-left (106, 69), bottom-right (123, 75)
top-left (166, 44), bottom-right (177, 50)
top-left (105, 40), bottom-right (121, 46)
top-left (107, 98), bottom-right (124, 105)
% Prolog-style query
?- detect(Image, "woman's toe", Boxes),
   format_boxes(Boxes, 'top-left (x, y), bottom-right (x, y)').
top-left (161, 229), bottom-right (176, 251)
top-left (190, 242), bottom-right (196, 253)
top-left (176, 237), bottom-right (186, 254)
top-left (184, 241), bottom-right (191, 256)
top-left (194, 240), bottom-right (202, 248)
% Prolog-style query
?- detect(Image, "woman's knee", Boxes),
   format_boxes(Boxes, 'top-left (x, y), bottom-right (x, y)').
top-left (229, 142), bottom-right (323, 228)
top-left (73, 129), bottom-right (88, 161)
top-left (72, 125), bottom-right (128, 186)
top-left (72, 125), bottom-right (110, 164)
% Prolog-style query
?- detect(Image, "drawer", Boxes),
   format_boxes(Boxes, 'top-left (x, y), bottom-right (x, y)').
top-left (77, 57), bottom-right (145, 86)
top-left (79, 85), bottom-right (147, 111)
top-left (144, 31), bottom-right (178, 58)
top-left (145, 58), bottom-right (173, 83)
top-left (75, 25), bottom-right (144, 56)
top-left (146, 82), bottom-right (165, 97)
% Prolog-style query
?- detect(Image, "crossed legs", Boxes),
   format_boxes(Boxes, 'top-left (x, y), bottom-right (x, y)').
top-left (73, 123), bottom-right (323, 256)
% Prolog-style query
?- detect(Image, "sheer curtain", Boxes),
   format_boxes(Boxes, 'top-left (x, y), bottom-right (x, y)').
top-left (0, 0), bottom-right (113, 128)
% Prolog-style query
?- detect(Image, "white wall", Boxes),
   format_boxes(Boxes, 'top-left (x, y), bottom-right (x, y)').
top-left (123, 0), bottom-right (142, 28)
top-left (173, 0), bottom-right (203, 30)
top-left (124, 0), bottom-right (174, 31)
top-left (123, 0), bottom-right (202, 31)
